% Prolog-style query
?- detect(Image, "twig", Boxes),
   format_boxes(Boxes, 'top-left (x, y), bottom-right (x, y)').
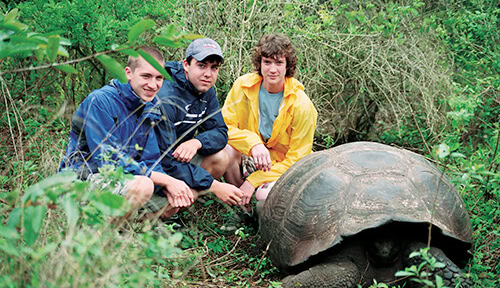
top-left (0, 45), bottom-right (136, 76)
top-left (485, 129), bottom-right (500, 198)
top-left (248, 240), bottom-right (272, 283)
top-left (427, 169), bottom-right (447, 248)
top-left (206, 236), bottom-right (242, 266)
top-left (400, 72), bottom-right (433, 157)
top-left (197, 253), bottom-right (207, 282)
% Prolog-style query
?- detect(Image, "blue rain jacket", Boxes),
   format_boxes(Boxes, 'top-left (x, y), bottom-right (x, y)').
top-left (59, 79), bottom-right (164, 179)
top-left (155, 61), bottom-right (228, 190)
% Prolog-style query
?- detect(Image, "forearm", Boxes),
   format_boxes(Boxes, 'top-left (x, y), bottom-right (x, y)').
top-left (150, 171), bottom-right (176, 187)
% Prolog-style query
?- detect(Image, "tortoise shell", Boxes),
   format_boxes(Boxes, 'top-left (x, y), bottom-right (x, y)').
top-left (260, 141), bottom-right (472, 270)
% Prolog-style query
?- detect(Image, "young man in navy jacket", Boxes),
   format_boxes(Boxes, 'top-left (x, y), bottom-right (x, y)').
top-left (60, 47), bottom-right (193, 219)
top-left (156, 38), bottom-right (243, 206)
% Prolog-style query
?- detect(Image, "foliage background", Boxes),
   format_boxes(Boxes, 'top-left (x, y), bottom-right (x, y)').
top-left (0, 0), bottom-right (498, 287)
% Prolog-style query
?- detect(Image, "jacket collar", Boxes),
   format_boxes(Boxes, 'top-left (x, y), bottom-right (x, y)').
top-left (240, 73), bottom-right (304, 100)
top-left (110, 79), bottom-right (160, 120)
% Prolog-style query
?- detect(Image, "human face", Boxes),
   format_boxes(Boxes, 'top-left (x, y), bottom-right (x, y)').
top-left (183, 58), bottom-right (220, 94)
top-left (261, 56), bottom-right (286, 93)
top-left (125, 57), bottom-right (164, 102)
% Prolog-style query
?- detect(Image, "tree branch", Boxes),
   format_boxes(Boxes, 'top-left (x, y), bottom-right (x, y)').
top-left (0, 46), bottom-right (133, 76)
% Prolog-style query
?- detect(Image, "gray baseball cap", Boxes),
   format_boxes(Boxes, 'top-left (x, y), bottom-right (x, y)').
top-left (185, 38), bottom-right (224, 63)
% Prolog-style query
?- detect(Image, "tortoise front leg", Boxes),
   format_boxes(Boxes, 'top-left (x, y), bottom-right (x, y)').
top-left (281, 259), bottom-right (361, 288)
top-left (404, 242), bottom-right (473, 288)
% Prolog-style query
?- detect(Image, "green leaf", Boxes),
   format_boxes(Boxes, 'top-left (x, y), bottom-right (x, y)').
top-left (120, 48), bottom-right (139, 57)
top-left (0, 238), bottom-right (19, 257)
top-left (169, 232), bottom-right (183, 245)
top-left (436, 143), bottom-right (450, 159)
top-left (128, 19), bottom-right (155, 45)
top-left (163, 24), bottom-right (177, 38)
top-left (57, 45), bottom-right (69, 57)
top-left (0, 43), bottom-right (38, 59)
top-left (153, 35), bottom-right (183, 48)
top-left (96, 54), bottom-right (127, 83)
top-left (22, 172), bottom-right (77, 204)
top-left (138, 49), bottom-right (171, 81)
top-left (34, 49), bottom-right (44, 62)
top-left (409, 251), bottom-right (420, 258)
top-left (409, 8), bottom-right (419, 17)
top-left (0, 20), bottom-right (27, 32)
top-left (435, 275), bottom-right (444, 288)
top-left (0, 225), bottom-right (20, 240)
top-left (92, 191), bottom-right (128, 216)
top-left (24, 34), bottom-right (48, 44)
top-left (420, 279), bottom-right (434, 286)
top-left (7, 208), bottom-right (22, 230)
top-left (394, 271), bottom-right (414, 277)
top-left (4, 9), bottom-right (19, 22)
top-left (46, 35), bottom-right (60, 62)
top-left (59, 36), bottom-right (71, 46)
top-left (23, 205), bottom-right (47, 246)
top-left (179, 33), bottom-right (204, 40)
top-left (450, 152), bottom-right (466, 158)
top-left (55, 64), bottom-right (77, 74)
top-left (433, 262), bottom-right (446, 269)
top-left (62, 195), bottom-right (79, 228)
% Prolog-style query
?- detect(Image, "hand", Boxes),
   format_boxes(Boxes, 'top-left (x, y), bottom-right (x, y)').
top-left (163, 177), bottom-right (194, 208)
top-left (173, 139), bottom-right (202, 162)
top-left (239, 180), bottom-right (255, 206)
top-left (210, 180), bottom-right (244, 206)
top-left (250, 143), bottom-right (271, 172)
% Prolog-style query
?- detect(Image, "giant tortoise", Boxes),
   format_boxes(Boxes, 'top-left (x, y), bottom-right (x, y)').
top-left (259, 141), bottom-right (472, 287)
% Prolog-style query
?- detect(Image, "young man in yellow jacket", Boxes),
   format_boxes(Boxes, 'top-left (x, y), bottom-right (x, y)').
top-left (221, 34), bottom-right (317, 231)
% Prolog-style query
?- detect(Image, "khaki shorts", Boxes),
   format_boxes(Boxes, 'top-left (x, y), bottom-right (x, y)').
top-left (88, 173), bottom-right (168, 212)
top-left (88, 154), bottom-right (204, 213)
top-left (241, 155), bottom-right (277, 194)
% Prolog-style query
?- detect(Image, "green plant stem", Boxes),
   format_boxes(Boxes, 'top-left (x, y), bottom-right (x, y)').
top-left (248, 239), bottom-right (272, 283)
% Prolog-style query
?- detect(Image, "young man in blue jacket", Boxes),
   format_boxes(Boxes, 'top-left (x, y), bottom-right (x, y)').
top-left (156, 38), bottom-right (243, 207)
top-left (60, 47), bottom-right (193, 219)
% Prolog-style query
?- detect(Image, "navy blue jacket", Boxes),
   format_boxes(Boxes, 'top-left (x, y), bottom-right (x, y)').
top-left (155, 61), bottom-right (228, 190)
top-left (59, 79), bottom-right (164, 179)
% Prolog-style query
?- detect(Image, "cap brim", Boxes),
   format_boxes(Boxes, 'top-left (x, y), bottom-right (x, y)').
top-left (193, 52), bottom-right (224, 64)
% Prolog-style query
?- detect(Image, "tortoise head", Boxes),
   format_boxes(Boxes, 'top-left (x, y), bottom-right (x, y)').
top-left (364, 230), bottom-right (402, 267)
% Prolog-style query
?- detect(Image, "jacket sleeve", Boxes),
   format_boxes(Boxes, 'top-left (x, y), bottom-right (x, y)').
top-left (142, 125), bottom-right (166, 175)
top-left (195, 90), bottom-right (228, 155)
top-left (246, 96), bottom-right (318, 188)
top-left (82, 94), bottom-right (153, 176)
top-left (156, 104), bottom-right (214, 191)
top-left (222, 79), bottom-right (263, 155)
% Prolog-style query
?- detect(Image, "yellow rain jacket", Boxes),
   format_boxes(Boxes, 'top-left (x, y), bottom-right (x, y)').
top-left (222, 73), bottom-right (318, 188)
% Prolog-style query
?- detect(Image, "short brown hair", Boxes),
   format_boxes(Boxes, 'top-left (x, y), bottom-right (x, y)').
top-left (127, 46), bottom-right (164, 71)
top-left (251, 34), bottom-right (297, 77)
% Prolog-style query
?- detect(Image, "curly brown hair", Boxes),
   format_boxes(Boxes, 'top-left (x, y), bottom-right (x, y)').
top-left (251, 34), bottom-right (297, 77)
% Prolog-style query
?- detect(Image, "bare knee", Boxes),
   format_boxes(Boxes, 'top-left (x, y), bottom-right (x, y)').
top-left (223, 144), bottom-right (244, 186)
top-left (201, 149), bottom-right (229, 179)
top-left (127, 176), bottom-right (154, 207)
top-left (255, 182), bottom-right (276, 201)
top-left (224, 144), bottom-right (242, 165)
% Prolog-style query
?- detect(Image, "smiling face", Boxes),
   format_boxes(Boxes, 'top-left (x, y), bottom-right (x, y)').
top-left (183, 57), bottom-right (220, 94)
top-left (125, 57), bottom-right (164, 102)
top-left (261, 55), bottom-right (286, 93)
